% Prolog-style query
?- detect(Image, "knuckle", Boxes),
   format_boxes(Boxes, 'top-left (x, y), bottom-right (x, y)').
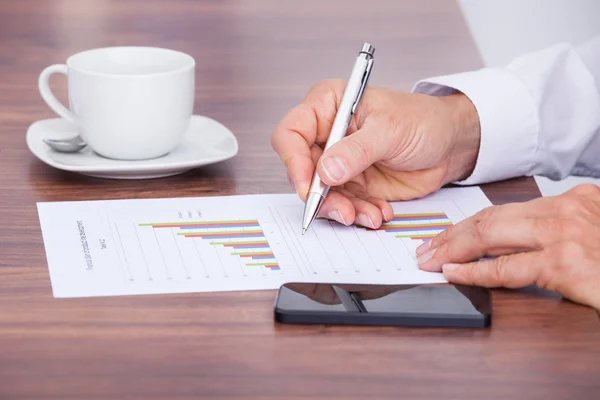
top-left (433, 243), bottom-right (450, 262)
top-left (280, 153), bottom-right (302, 178)
top-left (270, 122), bottom-right (285, 151)
top-left (270, 104), bottom-right (309, 150)
top-left (540, 243), bottom-right (579, 291)
top-left (319, 78), bottom-right (345, 90)
top-left (572, 183), bottom-right (600, 196)
top-left (308, 79), bottom-right (345, 102)
top-left (347, 137), bottom-right (372, 166)
top-left (558, 195), bottom-right (584, 215)
top-left (430, 228), bottom-right (450, 249)
top-left (473, 207), bottom-right (497, 243)
top-left (280, 152), bottom-right (293, 170)
top-left (477, 206), bottom-right (497, 222)
top-left (535, 267), bottom-right (553, 291)
top-left (488, 258), bottom-right (508, 285)
top-left (309, 79), bottom-right (333, 93)
top-left (457, 264), bottom-right (476, 283)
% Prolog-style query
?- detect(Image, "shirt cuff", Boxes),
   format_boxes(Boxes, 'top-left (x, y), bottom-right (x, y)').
top-left (411, 68), bottom-right (539, 185)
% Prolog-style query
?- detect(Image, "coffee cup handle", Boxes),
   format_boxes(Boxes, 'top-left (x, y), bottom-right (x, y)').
top-left (38, 64), bottom-right (76, 124)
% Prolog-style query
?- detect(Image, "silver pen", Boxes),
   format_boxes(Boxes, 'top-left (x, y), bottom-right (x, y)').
top-left (301, 43), bottom-right (375, 234)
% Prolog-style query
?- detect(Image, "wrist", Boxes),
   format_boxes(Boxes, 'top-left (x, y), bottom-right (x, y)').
top-left (440, 93), bottom-right (481, 184)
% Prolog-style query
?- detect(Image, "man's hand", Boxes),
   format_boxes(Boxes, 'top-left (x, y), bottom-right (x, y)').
top-left (271, 80), bottom-right (480, 228)
top-left (417, 184), bottom-right (600, 309)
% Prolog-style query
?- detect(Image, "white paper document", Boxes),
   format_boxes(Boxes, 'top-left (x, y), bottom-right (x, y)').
top-left (36, 187), bottom-right (492, 298)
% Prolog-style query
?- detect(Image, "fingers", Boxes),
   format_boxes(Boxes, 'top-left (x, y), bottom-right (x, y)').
top-left (316, 190), bottom-right (356, 226)
top-left (310, 149), bottom-right (390, 228)
top-left (418, 217), bottom-right (553, 272)
top-left (343, 181), bottom-right (394, 223)
top-left (338, 187), bottom-right (383, 229)
top-left (317, 187), bottom-right (384, 229)
top-left (316, 123), bottom-right (386, 187)
top-left (271, 104), bottom-right (319, 200)
top-left (307, 146), bottom-right (355, 225)
top-left (420, 202), bottom-right (545, 254)
top-left (365, 196), bottom-right (394, 223)
top-left (416, 200), bottom-right (559, 264)
top-left (442, 251), bottom-right (545, 289)
top-left (271, 80), bottom-right (346, 200)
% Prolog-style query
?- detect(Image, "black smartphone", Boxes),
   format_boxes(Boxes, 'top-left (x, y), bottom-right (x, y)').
top-left (274, 282), bottom-right (491, 328)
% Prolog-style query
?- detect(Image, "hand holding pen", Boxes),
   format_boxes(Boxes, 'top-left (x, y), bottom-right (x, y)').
top-left (271, 44), bottom-right (481, 233)
top-left (301, 43), bottom-right (375, 233)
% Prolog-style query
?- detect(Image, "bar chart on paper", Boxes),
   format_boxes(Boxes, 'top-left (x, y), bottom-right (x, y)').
top-left (110, 218), bottom-right (286, 285)
top-left (267, 199), bottom-right (463, 279)
top-left (361, 211), bottom-right (455, 261)
top-left (36, 188), bottom-right (492, 297)
top-left (141, 218), bottom-right (280, 272)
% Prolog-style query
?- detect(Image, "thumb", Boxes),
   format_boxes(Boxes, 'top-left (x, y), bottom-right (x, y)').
top-left (316, 126), bottom-right (385, 186)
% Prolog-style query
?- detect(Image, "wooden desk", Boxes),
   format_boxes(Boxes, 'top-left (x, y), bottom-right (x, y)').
top-left (0, 0), bottom-right (598, 398)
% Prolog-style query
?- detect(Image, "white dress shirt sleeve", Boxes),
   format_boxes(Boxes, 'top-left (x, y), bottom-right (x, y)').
top-left (411, 36), bottom-right (600, 185)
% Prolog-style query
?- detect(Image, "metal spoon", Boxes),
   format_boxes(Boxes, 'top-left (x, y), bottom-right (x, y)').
top-left (43, 135), bottom-right (87, 152)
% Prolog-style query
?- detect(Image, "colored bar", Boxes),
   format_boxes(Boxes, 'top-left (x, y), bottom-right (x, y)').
top-left (379, 223), bottom-right (452, 231)
top-left (381, 222), bottom-right (452, 229)
top-left (391, 213), bottom-right (446, 220)
top-left (140, 220), bottom-right (258, 228)
top-left (232, 244), bottom-right (270, 249)
top-left (384, 226), bottom-right (450, 233)
top-left (395, 233), bottom-right (437, 239)
top-left (223, 242), bottom-right (269, 247)
top-left (186, 233), bottom-right (265, 239)
top-left (180, 231), bottom-right (264, 239)
top-left (178, 229), bottom-right (262, 236)
top-left (246, 263), bottom-right (280, 270)
top-left (251, 255), bottom-right (277, 260)
top-left (232, 251), bottom-right (274, 257)
top-left (179, 223), bottom-right (259, 229)
top-left (210, 241), bottom-right (268, 246)
top-left (246, 261), bottom-right (278, 267)
top-left (391, 216), bottom-right (449, 222)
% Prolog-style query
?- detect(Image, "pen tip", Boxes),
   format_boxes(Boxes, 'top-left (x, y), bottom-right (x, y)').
top-left (302, 228), bottom-right (307, 235)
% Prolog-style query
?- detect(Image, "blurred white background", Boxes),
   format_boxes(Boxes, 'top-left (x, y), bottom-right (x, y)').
top-left (458, 0), bottom-right (600, 196)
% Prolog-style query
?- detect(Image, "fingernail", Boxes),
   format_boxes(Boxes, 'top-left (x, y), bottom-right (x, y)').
top-left (382, 208), bottom-right (391, 222)
top-left (416, 240), bottom-right (430, 256)
top-left (328, 210), bottom-right (347, 226)
top-left (322, 157), bottom-right (347, 182)
top-left (355, 213), bottom-right (375, 229)
top-left (417, 248), bottom-right (436, 266)
top-left (442, 263), bottom-right (459, 273)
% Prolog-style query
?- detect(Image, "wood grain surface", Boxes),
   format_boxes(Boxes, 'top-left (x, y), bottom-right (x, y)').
top-left (0, 0), bottom-right (598, 399)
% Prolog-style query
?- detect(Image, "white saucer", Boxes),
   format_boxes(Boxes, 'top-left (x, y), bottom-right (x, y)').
top-left (26, 115), bottom-right (239, 179)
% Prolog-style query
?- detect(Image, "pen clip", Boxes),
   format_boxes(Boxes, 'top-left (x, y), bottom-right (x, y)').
top-left (351, 57), bottom-right (374, 115)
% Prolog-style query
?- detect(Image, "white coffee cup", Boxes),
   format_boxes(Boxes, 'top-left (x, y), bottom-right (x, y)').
top-left (38, 46), bottom-right (195, 160)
